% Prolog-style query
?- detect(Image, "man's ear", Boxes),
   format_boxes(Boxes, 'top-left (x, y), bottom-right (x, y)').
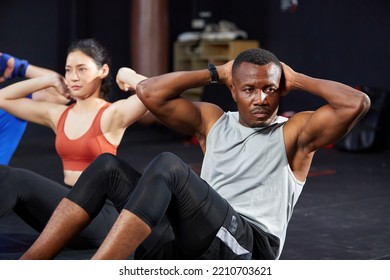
top-left (100, 64), bottom-right (109, 78)
top-left (231, 84), bottom-right (237, 102)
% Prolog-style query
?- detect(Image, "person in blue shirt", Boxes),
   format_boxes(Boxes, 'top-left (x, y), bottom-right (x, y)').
top-left (0, 52), bottom-right (70, 165)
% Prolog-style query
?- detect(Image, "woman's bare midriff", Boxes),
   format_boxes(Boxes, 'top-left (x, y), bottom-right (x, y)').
top-left (63, 170), bottom-right (83, 187)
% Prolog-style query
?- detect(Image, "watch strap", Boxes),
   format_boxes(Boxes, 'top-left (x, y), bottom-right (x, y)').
top-left (207, 63), bottom-right (219, 84)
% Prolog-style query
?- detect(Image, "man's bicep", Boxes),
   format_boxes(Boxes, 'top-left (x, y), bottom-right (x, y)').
top-left (298, 105), bottom-right (356, 152)
top-left (152, 98), bottom-right (205, 136)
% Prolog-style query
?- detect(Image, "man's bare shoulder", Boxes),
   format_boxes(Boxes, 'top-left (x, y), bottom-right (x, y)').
top-left (196, 101), bottom-right (225, 126)
top-left (285, 111), bottom-right (313, 127)
top-left (283, 111), bottom-right (314, 147)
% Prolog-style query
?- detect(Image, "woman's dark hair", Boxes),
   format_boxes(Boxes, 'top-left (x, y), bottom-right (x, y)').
top-left (67, 38), bottom-right (112, 100)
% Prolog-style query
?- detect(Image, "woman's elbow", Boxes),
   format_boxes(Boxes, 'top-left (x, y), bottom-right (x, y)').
top-left (136, 79), bottom-right (150, 101)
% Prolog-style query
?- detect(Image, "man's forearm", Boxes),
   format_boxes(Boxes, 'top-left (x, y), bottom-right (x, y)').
top-left (137, 69), bottom-right (212, 101)
top-left (292, 73), bottom-right (368, 112)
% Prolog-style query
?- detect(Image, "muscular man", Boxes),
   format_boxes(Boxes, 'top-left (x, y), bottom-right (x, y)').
top-left (21, 48), bottom-right (370, 260)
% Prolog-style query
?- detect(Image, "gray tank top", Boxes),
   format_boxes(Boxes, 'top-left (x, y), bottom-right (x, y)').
top-left (200, 112), bottom-right (305, 258)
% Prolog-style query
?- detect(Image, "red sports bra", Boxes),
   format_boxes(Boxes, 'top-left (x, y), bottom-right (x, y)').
top-left (55, 103), bottom-right (117, 171)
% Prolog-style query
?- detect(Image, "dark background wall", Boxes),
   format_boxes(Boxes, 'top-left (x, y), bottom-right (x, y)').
top-left (1, 0), bottom-right (389, 128)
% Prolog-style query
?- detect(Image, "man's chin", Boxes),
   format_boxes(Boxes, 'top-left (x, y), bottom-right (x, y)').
top-left (252, 116), bottom-right (277, 127)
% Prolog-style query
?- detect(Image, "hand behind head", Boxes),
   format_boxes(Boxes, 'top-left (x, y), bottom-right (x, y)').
top-left (279, 62), bottom-right (296, 96)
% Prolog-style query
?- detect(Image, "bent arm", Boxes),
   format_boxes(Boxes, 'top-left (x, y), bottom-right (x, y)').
top-left (0, 55), bottom-right (71, 105)
top-left (25, 64), bottom-right (58, 78)
top-left (23, 63), bottom-right (71, 104)
top-left (31, 89), bottom-right (71, 104)
top-left (0, 75), bottom-right (68, 127)
top-left (283, 64), bottom-right (371, 153)
top-left (103, 68), bottom-right (149, 132)
top-left (136, 63), bottom-right (231, 138)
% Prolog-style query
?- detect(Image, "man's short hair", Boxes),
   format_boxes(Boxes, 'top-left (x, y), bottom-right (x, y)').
top-left (232, 48), bottom-right (282, 75)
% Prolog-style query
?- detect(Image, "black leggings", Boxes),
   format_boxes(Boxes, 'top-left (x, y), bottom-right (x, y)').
top-left (0, 164), bottom-right (123, 249)
top-left (67, 152), bottom-right (230, 259)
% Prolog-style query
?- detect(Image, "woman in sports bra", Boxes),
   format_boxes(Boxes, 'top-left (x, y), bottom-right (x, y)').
top-left (0, 38), bottom-right (148, 186)
top-left (0, 38), bottom-right (149, 257)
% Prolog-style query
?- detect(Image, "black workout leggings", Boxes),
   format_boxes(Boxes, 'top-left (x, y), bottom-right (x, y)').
top-left (66, 152), bottom-right (229, 259)
top-left (0, 164), bottom-right (120, 249)
top-left (125, 152), bottom-right (229, 258)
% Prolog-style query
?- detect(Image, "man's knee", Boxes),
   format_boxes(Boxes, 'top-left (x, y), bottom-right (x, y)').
top-left (146, 152), bottom-right (188, 178)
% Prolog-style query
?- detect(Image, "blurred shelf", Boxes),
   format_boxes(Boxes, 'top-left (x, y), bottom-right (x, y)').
top-left (174, 40), bottom-right (260, 100)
